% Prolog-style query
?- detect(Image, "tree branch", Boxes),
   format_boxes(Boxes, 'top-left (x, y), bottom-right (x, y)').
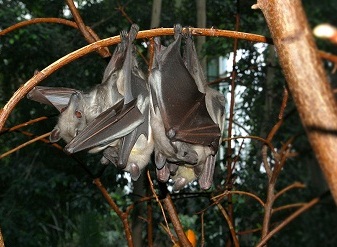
top-left (0, 27), bottom-right (271, 131)
top-left (93, 178), bottom-right (134, 247)
top-left (65, 0), bottom-right (110, 58)
top-left (256, 0), bottom-right (337, 204)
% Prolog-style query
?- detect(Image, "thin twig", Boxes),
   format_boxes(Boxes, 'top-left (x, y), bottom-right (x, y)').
top-left (0, 132), bottom-right (51, 159)
top-left (224, 6), bottom-right (241, 237)
top-left (272, 203), bottom-right (306, 213)
top-left (212, 190), bottom-right (265, 207)
top-left (211, 197), bottom-right (239, 247)
top-left (147, 194), bottom-right (153, 247)
top-left (0, 18), bottom-right (82, 36)
top-left (146, 171), bottom-right (176, 245)
top-left (162, 194), bottom-right (192, 247)
top-left (274, 182), bottom-right (306, 201)
top-left (222, 135), bottom-right (276, 155)
top-left (93, 178), bottom-right (134, 247)
top-left (200, 212), bottom-right (205, 247)
top-left (0, 116), bottom-right (48, 135)
top-left (256, 196), bottom-right (320, 247)
top-left (65, 0), bottom-right (110, 58)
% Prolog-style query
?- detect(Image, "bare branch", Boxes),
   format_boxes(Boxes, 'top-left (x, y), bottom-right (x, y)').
top-left (0, 132), bottom-right (50, 159)
top-left (211, 197), bottom-right (239, 247)
top-left (274, 182), bottom-right (306, 201)
top-left (65, 0), bottom-right (110, 58)
top-left (257, 0), bottom-right (337, 204)
top-left (256, 196), bottom-right (320, 247)
top-left (93, 178), bottom-right (134, 247)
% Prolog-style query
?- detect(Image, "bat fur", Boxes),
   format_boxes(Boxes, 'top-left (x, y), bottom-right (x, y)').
top-left (149, 25), bottom-right (225, 190)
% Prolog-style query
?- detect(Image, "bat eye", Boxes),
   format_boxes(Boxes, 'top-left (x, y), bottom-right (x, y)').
top-left (60, 107), bottom-right (67, 113)
top-left (75, 110), bottom-right (82, 118)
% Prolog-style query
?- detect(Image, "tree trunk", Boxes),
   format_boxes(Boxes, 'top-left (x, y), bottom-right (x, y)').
top-left (150, 0), bottom-right (162, 28)
top-left (256, 0), bottom-right (337, 204)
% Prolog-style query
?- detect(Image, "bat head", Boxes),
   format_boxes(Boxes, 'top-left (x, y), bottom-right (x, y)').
top-left (50, 92), bottom-right (87, 143)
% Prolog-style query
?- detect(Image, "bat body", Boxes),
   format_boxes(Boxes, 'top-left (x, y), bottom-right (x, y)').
top-left (149, 25), bottom-right (225, 190)
top-left (64, 24), bottom-right (153, 181)
top-left (27, 25), bottom-right (153, 180)
top-left (27, 34), bottom-right (127, 144)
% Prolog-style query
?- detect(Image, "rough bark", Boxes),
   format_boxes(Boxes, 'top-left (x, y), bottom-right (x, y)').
top-left (256, 0), bottom-right (337, 204)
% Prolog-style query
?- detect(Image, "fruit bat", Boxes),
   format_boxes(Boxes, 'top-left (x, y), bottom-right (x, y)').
top-left (64, 24), bottom-right (153, 181)
top-left (149, 24), bottom-right (225, 190)
top-left (27, 25), bottom-right (152, 180)
top-left (27, 30), bottom-right (128, 144)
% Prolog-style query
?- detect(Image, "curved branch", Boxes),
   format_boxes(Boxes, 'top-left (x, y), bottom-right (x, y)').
top-left (0, 132), bottom-right (51, 159)
top-left (212, 190), bottom-right (265, 207)
top-left (0, 18), bottom-right (80, 36)
top-left (0, 28), bottom-right (270, 131)
top-left (211, 197), bottom-right (239, 247)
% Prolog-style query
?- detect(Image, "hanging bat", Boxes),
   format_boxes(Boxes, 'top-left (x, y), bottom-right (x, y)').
top-left (27, 27), bottom-right (128, 166)
top-left (172, 27), bottom-right (226, 190)
top-left (27, 31), bottom-right (128, 144)
top-left (149, 24), bottom-right (225, 190)
top-left (64, 24), bottom-right (153, 181)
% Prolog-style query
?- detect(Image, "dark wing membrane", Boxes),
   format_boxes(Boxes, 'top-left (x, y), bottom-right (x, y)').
top-left (157, 34), bottom-right (220, 147)
top-left (64, 99), bottom-right (144, 153)
top-left (27, 86), bottom-right (79, 112)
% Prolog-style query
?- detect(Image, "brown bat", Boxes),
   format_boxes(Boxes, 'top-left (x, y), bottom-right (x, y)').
top-left (149, 24), bottom-right (225, 190)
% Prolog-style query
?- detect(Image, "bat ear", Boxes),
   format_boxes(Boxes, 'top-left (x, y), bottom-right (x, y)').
top-left (50, 128), bottom-right (61, 143)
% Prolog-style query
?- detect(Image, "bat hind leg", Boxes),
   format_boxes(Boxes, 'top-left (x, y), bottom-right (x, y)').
top-left (198, 155), bottom-right (216, 190)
